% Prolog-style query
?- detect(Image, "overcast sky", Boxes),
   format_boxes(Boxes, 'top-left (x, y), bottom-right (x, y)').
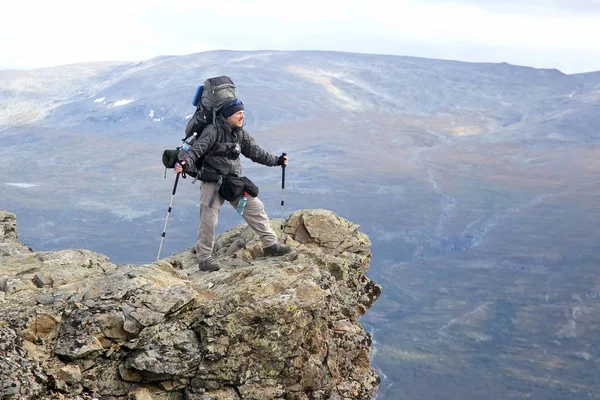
top-left (2, 0), bottom-right (600, 74)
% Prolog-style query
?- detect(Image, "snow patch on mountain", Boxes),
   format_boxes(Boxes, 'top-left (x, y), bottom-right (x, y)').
top-left (113, 99), bottom-right (134, 107)
top-left (5, 183), bottom-right (39, 188)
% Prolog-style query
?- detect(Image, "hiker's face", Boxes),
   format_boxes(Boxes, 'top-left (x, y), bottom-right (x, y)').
top-left (226, 110), bottom-right (245, 128)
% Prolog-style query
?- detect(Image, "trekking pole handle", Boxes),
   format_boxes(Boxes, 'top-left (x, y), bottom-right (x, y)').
top-left (281, 153), bottom-right (286, 189)
top-left (175, 162), bottom-right (187, 180)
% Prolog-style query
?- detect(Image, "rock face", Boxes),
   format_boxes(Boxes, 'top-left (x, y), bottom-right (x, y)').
top-left (0, 209), bottom-right (381, 400)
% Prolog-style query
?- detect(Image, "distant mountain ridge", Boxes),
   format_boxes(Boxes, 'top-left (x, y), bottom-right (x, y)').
top-left (2, 50), bottom-right (599, 144)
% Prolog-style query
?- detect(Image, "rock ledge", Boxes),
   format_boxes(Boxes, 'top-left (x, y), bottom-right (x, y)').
top-left (0, 209), bottom-right (381, 400)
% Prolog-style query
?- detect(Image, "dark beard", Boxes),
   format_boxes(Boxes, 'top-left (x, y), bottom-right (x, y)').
top-left (226, 120), bottom-right (244, 130)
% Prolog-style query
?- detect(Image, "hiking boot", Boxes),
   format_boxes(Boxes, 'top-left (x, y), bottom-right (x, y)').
top-left (199, 257), bottom-right (220, 272)
top-left (263, 243), bottom-right (293, 257)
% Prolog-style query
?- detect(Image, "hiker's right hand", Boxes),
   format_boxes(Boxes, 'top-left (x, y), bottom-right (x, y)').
top-left (175, 160), bottom-right (186, 174)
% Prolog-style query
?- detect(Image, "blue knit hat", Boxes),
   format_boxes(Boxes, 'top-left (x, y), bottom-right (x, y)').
top-left (221, 98), bottom-right (244, 118)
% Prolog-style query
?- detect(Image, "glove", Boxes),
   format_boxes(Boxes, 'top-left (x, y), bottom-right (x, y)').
top-left (276, 155), bottom-right (286, 166)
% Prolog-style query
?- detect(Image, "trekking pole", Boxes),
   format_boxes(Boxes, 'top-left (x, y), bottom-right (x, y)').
top-left (157, 172), bottom-right (180, 261)
top-left (280, 153), bottom-right (287, 240)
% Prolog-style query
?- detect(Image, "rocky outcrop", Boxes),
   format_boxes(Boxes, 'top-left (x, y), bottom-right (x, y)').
top-left (0, 209), bottom-right (381, 400)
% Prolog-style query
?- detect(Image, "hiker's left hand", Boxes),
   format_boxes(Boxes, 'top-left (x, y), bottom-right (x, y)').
top-left (278, 155), bottom-right (288, 166)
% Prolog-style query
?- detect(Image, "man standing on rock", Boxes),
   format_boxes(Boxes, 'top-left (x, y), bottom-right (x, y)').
top-left (176, 98), bottom-right (292, 272)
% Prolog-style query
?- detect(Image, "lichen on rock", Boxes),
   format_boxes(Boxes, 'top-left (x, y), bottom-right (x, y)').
top-left (0, 209), bottom-right (381, 399)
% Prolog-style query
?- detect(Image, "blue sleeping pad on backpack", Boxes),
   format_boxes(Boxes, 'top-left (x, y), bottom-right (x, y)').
top-left (192, 85), bottom-right (204, 107)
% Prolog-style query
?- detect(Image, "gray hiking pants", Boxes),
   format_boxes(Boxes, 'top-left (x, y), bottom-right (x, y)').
top-left (196, 181), bottom-right (278, 262)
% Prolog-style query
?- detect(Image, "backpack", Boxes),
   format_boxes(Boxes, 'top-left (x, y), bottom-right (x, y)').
top-left (162, 76), bottom-right (236, 179)
top-left (184, 76), bottom-right (236, 139)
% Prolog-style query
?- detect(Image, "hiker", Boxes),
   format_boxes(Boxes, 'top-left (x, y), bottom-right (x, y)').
top-left (175, 98), bottom-right (292, 271)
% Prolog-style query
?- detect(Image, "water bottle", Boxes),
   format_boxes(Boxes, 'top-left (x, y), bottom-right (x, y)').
top-left (182, 132), bottom-right (198, 151)
top-left (236, 192), bottom-right (248, 216)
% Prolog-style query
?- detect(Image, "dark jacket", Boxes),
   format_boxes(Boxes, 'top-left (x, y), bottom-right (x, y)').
top-left (181, 117), bottom-right (280, 180)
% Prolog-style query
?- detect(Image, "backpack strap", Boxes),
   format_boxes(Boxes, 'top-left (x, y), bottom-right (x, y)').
top-left (207, 175), bottom-right (223, 208)
top-left (196, 120), bottom-right (220, 174)
top-left (198, 121), bottom-right (226, 183)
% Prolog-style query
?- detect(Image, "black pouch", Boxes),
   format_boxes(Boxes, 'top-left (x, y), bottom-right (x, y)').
top-left (218, 176), bottom-right (259, 201)
top-left (241, 176), bottom-right (259, 197)
top-left (162, 149), bottom-right (179, 169)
